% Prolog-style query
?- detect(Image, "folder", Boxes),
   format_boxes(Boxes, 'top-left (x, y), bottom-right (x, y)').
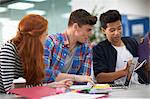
top-left (138, 33), bottom-right (150, 62)
top-left (8, 86), bottom-right (59, 99)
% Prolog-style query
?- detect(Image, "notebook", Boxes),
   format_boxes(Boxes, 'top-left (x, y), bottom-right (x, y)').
top-left (8, 86), bottom-right (62, 99)
top-left (138, 32), bottom-right (150, 63)
top-left (138, 33), bottom-right (150, 83)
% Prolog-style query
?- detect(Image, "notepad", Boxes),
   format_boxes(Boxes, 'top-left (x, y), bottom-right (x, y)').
top-left (93, 84), bottom-right (110, 89)
top-left (89, 84), bottom-right (111, 94)
top-left (70, 85), bottom-right (91, 90)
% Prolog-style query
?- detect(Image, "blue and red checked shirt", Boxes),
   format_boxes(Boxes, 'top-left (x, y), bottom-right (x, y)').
top-left (44, 33), bottom-right (93, 82)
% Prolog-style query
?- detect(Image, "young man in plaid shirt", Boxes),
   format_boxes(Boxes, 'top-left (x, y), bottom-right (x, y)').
top-left (44, 9), bottom-right (97, 84)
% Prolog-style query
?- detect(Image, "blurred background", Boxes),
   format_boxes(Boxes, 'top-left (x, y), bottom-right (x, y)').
top-left (0, 0), bottom-right (150, 45)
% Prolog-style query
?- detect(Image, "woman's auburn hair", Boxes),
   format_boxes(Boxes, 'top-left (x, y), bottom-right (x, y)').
top-left (11, 14), bottom-right (48, 85)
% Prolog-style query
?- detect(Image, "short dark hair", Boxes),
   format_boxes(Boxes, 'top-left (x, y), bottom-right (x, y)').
top-left (100, 10), bottom-right (121, 29)
top-left (68, 9), bottom-right (97, 27)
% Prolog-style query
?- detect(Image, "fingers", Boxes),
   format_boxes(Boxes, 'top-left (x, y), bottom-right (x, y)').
top-left (65, 80), bottom-right (73, 87)
top-left (87, 76), bottom-right (95, 86)
top-left (52, 84), bottom-right (67, 88)
top-left (78, 75), bottom-right (94, 84)
top-left (59, 79), bottom-right (72, 84)
top-left (59, 79), bottom-right (73, 87)
top-left (127, 60), bottom-right (132, 67)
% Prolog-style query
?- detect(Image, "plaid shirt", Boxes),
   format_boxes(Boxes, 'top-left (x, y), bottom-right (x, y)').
top-left (44, 33), bottom-right (93, 82)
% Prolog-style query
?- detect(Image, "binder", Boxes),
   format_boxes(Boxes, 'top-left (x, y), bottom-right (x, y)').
top-left (8, 86), bottom-right (60, 99)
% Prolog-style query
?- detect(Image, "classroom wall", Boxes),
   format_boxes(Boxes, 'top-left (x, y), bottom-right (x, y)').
top-left (72, 0), bottom-right (150, 17)
top-left (71, 0), bottom-right (150, 38)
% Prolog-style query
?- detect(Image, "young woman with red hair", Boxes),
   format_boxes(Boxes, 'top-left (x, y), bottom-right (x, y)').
top-left (0, 14), bottom-right (72, 93)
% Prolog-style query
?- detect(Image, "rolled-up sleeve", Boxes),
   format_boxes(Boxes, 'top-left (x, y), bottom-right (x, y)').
top-left (93, 45), bottom-right (108, 77)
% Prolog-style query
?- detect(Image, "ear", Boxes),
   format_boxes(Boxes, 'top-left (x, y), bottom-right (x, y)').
top-left (101, 27), bottom-right (106, 35)
top-left (73, 23), bottom-right (79, 30)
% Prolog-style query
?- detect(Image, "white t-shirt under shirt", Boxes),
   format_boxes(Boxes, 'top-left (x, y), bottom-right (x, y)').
top-left (113, 45), bottom-right (139, 84)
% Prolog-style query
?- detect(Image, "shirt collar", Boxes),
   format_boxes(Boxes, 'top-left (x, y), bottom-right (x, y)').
top-left (62, 32), bottom-right (70, 47)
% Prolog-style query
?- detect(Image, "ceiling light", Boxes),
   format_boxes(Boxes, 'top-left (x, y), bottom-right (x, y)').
top-left (8, 2), bottom-right (34, 10)
top-left (61, 13), bottom-right (70, 19)
top-left (0, 7), bottom-right (8, 13)
top-left (26, 10), bottom-right (46, 15)
top-left (25, 0), bottom-right (47, 2)
top-left (67, 1), bottom-right (72, 6)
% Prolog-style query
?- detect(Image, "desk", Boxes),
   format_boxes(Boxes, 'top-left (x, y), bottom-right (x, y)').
top-left (109, 84), bottom-right (150, 98)
top-left (43, 84), bottom-right (150, 99)
top-left (0, 94), bottom-right (26, 99)
top-left (0, 94), bottom-right (16, 99)
top-left (1, 84), bottom-right (150, 99)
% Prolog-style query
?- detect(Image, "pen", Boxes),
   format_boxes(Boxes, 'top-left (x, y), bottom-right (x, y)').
top-left (95, 94), bottom-right (109, 99)
top-left (78, 89), bottom-right (109, 94)
top-left (78, 89), bottom-right (91, 93)
top-left (89, 92), bottom-right (109, 94)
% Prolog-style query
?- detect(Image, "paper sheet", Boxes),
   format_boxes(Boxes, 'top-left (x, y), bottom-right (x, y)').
top-left (42, 92), bottom-right (106, 99)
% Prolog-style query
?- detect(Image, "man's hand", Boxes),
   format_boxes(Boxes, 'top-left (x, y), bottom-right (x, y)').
top-left (74, 75), bottom-right (94, 85)
top-left (123, 60), bottom-right (132, 75)
top-left (47, 79), bottom-right (73, 88)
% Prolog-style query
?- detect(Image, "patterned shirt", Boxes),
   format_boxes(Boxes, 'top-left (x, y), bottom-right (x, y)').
top-left (44, 33), bottom-right (93, 82)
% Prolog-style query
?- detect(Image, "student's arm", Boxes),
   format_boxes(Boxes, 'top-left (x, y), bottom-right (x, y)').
top-left (44, 36), bottom-right (61, 82)
top-left (96, 60), bottom-right (131, 83)
top-left (47, 79), bottom-right (73, 88)
top-left (55, 46), bottom-right (93, 84)
top-left (96, 69), bottom-right (127, 83)
top-left (55, 73), bottom-right (93, 84)
top-left (0, 42), bottom-right (17, 93)
top-left (93, 43), bottom-right (131, 83)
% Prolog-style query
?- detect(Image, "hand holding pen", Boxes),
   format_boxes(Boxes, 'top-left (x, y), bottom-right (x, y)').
top-left (123, 60), bottom-right (132, 75)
